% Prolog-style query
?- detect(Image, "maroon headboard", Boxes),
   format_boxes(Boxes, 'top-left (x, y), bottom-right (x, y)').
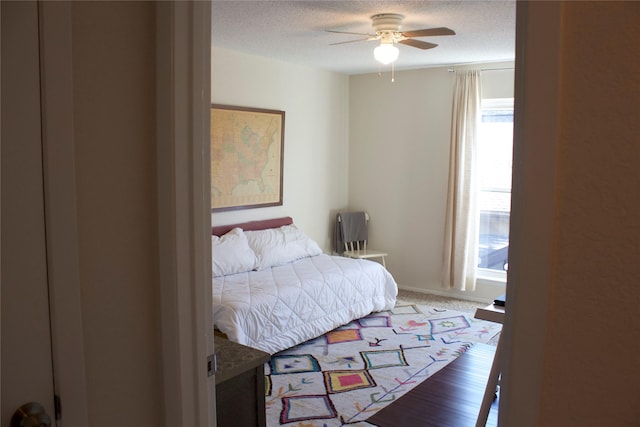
top-left (211, 216), bottom-right (293, 236)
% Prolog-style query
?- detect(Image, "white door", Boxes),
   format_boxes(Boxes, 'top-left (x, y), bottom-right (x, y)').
top-left (1, 2), bottom-right (57, 425)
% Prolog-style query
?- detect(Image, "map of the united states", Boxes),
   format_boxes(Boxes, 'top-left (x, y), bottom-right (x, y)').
top-left (211, 108), bottom-right (282, 210)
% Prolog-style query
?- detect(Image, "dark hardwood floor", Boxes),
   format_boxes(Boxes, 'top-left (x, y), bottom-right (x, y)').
top-left (367, 343), bottom-right (499, 427)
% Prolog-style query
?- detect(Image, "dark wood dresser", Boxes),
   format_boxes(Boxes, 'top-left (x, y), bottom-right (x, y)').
top-left (214, 336), bottom-right (271, 427)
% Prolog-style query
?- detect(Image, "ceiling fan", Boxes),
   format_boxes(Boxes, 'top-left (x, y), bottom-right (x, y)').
top-left (328, 13), bottom-right (455, 64)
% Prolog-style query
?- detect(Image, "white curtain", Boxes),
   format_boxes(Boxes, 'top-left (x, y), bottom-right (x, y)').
top-left (442, 70), bottom-right (482, 291)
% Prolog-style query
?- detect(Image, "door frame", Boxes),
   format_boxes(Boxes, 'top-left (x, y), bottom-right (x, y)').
top-left (498, 1), bottom-right (560, 425)
top-left (38, 2), bottom-right (214, 426)
top-left (155, 2), bottom-right (215, 426)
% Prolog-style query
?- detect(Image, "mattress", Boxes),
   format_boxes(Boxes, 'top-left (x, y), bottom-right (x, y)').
top-left (213, 253), bottom-right (398, 354)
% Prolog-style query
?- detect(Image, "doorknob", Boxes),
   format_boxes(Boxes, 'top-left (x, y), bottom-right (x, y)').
top-left (11, 402), bottom-right (51, 427)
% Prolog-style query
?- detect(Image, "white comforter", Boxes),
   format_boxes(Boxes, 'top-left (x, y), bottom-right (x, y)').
top-left (213, 254), bottom-right (398, 354)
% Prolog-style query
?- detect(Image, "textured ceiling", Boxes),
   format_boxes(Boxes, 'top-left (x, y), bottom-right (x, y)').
top-left (211, 0), bottom-right (516, 75)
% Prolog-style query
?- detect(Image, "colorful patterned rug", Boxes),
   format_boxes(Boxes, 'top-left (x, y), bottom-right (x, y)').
top-left (265, 304), bottom-right (501, 427)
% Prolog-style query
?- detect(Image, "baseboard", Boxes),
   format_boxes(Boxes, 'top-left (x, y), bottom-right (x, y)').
top-left (397, 285), bottom-right (493, 304)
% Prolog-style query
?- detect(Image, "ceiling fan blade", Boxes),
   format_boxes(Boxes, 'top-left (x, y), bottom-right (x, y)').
top-left (329, 37), bottom-right (372, 46)
top-left (401, 27), bottom-right (456, 38)
top-left (399, 39), bottom-right (438, 50)
top-left (326, 30), bottom-right (374, 37)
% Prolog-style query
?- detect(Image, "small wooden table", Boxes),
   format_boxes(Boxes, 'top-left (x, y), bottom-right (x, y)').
top-left (214, 336), bottom-right (270, 427)
top-left (474, 304), bottom-right (505, 427)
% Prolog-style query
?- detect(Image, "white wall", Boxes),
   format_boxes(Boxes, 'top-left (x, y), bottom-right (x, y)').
top-left (349, 62), bottom-right (514, 302)
top-left (211, 47), bottom-right (350, 251)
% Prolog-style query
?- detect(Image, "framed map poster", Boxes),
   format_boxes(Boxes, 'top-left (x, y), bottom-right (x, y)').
top-left (210, 104), bottom-right (285, 211)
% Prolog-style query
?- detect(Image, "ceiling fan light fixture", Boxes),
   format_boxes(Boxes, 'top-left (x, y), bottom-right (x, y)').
top-left (374, 42), bottom-right (399, 64)
top-left (328, 12), bottom-right (455, 72)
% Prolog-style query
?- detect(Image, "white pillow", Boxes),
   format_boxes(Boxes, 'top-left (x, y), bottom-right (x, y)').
top-left (245, 224), bottom-right (323, 270)
top-left (211, 228), bottom-right (258, 277)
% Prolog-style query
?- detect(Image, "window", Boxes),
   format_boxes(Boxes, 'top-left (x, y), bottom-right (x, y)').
top-left (477, 98), bottom-right (513, 277)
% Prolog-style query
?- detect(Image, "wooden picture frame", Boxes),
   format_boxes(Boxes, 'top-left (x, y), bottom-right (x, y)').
top-left (210, 104), bottom-right (285, 212)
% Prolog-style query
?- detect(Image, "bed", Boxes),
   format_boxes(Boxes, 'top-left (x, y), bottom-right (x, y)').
top-left (212, 217), bottom-right (398, 354)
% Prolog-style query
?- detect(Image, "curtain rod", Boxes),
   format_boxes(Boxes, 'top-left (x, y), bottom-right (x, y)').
top-left (448, 67), bottom-right (514, 72)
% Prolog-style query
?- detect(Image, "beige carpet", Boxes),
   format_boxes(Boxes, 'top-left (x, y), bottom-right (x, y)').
top-left (396, 289), bottom-right (487, 314)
